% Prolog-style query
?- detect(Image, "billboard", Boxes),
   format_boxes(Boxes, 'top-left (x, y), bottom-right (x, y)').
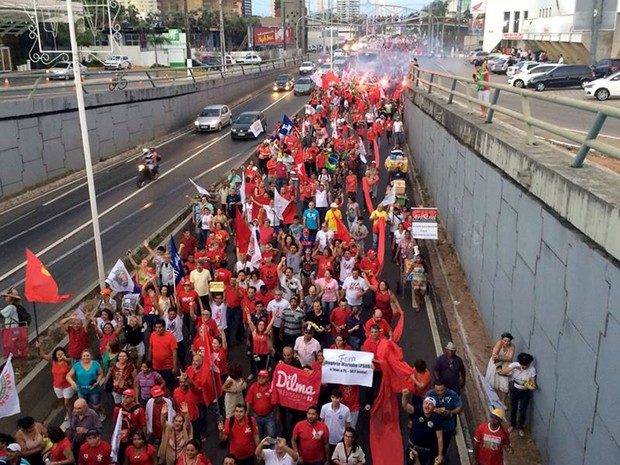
top-left (250, 26), bottom-right (295, 47)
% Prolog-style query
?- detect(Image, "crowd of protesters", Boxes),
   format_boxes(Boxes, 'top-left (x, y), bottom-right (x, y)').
top-left (0, 40), bottom-right (532, 465)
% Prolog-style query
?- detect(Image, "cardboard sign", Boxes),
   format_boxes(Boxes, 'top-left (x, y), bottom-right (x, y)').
top-left (322, 349), bottom-right (374, 387)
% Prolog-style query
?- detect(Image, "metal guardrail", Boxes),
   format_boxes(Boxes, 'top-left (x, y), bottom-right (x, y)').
top-left (409, 67), bottom-right (620, 168)
top-left (0, 55), bottom-right (308, 102)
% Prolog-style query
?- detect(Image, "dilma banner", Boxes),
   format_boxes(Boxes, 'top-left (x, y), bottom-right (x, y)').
top-left (271, 364), bottom-right (321, 411)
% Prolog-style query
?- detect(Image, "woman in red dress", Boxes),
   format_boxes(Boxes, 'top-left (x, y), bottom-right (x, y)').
top-left (369, 280), bottom-right (399, 324)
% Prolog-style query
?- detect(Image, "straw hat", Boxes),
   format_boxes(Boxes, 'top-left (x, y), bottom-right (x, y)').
top-left (2, 288), bottom-right (21, 300)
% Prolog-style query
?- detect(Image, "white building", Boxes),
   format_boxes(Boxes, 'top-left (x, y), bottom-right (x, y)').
top-left (483, 0), bottom-right (620, 63)
top-left (119, 0), bottom-right (159, 17)
top-left (336, 0), bottom-right (359, 20)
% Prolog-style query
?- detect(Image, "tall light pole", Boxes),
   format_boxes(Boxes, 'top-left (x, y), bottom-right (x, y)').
top-left (590, 0), bottom-right (604, 66)
top-left (219, 0), bottom-right (226, 68)
top-left (283, 0), bottom-right (287, 52)
top-left (183, 0), bottom-right (192, 70)
top-left (65, 0), bottom-right (106, 289)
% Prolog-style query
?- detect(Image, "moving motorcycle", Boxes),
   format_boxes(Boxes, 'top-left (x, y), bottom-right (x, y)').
top-left (136, 147), bottom-right (160, 188)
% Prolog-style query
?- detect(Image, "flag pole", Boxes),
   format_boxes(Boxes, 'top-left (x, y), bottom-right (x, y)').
top-left (32, 302), bottom-right (40, 340)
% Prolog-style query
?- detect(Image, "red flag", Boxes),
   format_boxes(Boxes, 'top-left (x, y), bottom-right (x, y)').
top-left (362, 177), bottom-right (374, 213)
top-left (376, 217), bottom-right (386, 278)
top-left (392, 304), bottom-right (404, 344)
top-left (281, 202), bottom-right (297, 225)
top-left (271, 363), bottom-right (321, 411)
top-left (334, 215), bottom-right (351, 242)
top-left (235, 209), bottom-right (252, 255)
top-left (373, 139), bottom-right (380, 166)
top-left (322, 70), bottom-right (341, 90)
top-left (25, 248), bottom-right (72, 303)
top-left (198, 323), bottom-right (222, 405)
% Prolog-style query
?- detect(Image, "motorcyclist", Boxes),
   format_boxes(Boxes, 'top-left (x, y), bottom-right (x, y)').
top-left (142, 147), bottom-right (160, 175)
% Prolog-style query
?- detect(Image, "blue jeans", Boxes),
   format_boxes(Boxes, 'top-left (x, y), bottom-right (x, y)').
top-left (322, 300), bottom-right (337, 318)
top-left (349, 336), bottom-right (362, 351)
top-left (254, 411), bottom-right (276, 440)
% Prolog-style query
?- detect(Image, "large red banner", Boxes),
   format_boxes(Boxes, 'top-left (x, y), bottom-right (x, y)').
top-left (251, 27), bottom-right (294, 46)
top-left (271, 363), bottom-right (321, 411)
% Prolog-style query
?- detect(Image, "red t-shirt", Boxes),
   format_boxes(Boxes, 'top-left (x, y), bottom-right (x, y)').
top-left (473, 422), bottom-right (510, 465)
top-left (293, 420), bottom-right (329, 462)
top-left (340, 384), bottom-right (360, 412)
top-left (67, 326), bottom-right (90, 359)
top-left (173, 387), bottom-right (199, 421)
top-left (113, 403), bottom-right (147, 434)
top-left (361, 337), bottom-right (382, 371)
top-left (179, 236), bottom-right (197, 260)
top-left (225, 285), bottom-right (242, 308)
top-left (245, 382), bottom-right (273, 416)
top-left (214, 268), bottom-right (233, 285)
top-left (177, 289), bottom-right (200, 314)
top-left (260, 264), bottom-right (279, 290)
top-left (213, 347), bottom-right (228, 375)
top-left (241, 295), bottom-right (257, 324)
top-left (176, 454), bottom-right (212, 465)
top-left (185, 365), bottom-right (204, 404)
top-left (223, 417), bottom-right (258, 459)
top-left (125, 444), bottom-right (157, 465)
top-left (50, 437), bottom-right (71, 462)
top-left (259, 227), bottom-right (275, 246)
top-left (364, 318), bottom-right (391, 338)
top-left (345, 175), bottom-right (358, 193)
top-left (330, 307), bottom-right (351, 337)
top-left (149, 332), bottom-right (177, 370)
top-left (316, 256), bottom-right (334, 279)
top-left (152, 400), bottom-right (164, 439)
top-left (78, 440), bottom-right (112, 465)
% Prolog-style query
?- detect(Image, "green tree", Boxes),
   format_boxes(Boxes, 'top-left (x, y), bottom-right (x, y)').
top-left (425, 0), bottom-right (448, 17)
top-left (147, 34), bottom-right (170, 67)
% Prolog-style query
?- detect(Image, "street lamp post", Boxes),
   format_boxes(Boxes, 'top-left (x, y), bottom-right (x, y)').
top-left (219, 0), bottom-right (226, 69)
top-left (65, 0), bottom-right (106, 289)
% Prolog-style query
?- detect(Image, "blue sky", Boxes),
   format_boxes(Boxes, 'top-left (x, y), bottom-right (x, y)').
top-left (252, 0), bottom-right (429, 17)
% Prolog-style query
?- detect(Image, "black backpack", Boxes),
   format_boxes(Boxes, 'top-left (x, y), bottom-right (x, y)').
top-left (16, 304), bottom-right (32, 327)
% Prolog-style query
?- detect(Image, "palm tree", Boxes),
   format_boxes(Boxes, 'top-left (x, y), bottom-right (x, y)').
top-left (147, 34), bottom-right (170, 68)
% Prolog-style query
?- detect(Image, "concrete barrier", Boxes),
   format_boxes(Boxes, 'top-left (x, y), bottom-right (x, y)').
top-left (405, 89), bottom-right (620, 465)
top-left (0, 64), bottom-right (296, 197)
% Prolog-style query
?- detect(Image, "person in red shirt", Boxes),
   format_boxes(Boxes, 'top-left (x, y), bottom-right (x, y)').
top-left (175, 439), bottom-right (213, 465)
top-left (214, 260), bottom-right (233, 286)
top-left (258, 219), bottom-right (276, 248)
top-left (47, 427), bottom-right (74, 465)
top-left (472, 409), bottom-right (512, 465)
top-left (361, 324), bottom-right (384, 411)
top-left (173, 375), bottom-right (199, 425)
top-left (78, 431), bottom-right (111, 465)
top-left (224, 278), bottom-right (243, 346)
top-left (274, 160), bottom-right (288, 191)
top-left (345, 170), bottom-right (358, 201)
top-left (124, 431), bottom-right (156, 465)
top-left (61, 315), bottom-right (90, 360)
top-left (359, 251), bottom-right (379, 281)
top-left (384, 117), bottom-right (394, 145)
top-left (178, 229), bottom-right (197, 261)
top-left (339, 384), bottom-right (360, 428)
top-left (330, 299), bottom-right (351, 339)
top-left (364, 310), bottom-right (392, 339)
top-left (292, 406), bottom-right (330, 465)
top-left (245, 370), bottom-right (274, 440)
top-left (218, 404), bottom-right (259, 465)
top-left (148, 320), bottom-right (178, 389)
top-left (260, 256), bottom-right (279, 291)
top-left (177, 280), bottom-right (203, 319)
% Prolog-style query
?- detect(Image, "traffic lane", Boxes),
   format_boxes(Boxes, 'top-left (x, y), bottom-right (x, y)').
top-left (0, 87), bottom-right (291, 245)
top-left (0, 91), bottom-right (306, 309)
top-left (420, 57), bottom-right (620, 142)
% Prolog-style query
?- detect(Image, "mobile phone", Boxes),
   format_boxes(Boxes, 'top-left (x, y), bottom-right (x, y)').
top-left (267, 437), bottom-right (277, 445)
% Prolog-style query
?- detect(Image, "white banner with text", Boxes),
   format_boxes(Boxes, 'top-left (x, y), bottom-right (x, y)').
top-left (321, 349), bottom-right (374, 387)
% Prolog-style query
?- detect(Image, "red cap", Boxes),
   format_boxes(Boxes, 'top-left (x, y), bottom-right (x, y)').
top-left (367, 250), bottom-right (377, 256)
top-left (257, 370), bottom-right (270, 378)
top-left (122, 388), bottom-right (135, 397)
top-left (151, 386), bottom-right (164, 398)
top-left (100, 288), bottom-right (112, 296)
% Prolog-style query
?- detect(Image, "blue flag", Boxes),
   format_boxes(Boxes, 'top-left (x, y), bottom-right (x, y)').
top-left (278, 114), bottom-right (295, 136)
top-left (169, 235), bottom-right (185, 285)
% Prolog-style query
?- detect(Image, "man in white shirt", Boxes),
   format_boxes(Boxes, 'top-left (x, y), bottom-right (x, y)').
top-left (320, 388), bottom-right (352, 446)
top-left (255, 436), bottom-right (299, 465)
top-left (339, 249), bottom-right (356, 283)
top-left (165, 308), bottom-right (185, 367)
top-left (341, 268), bottom-right (369, 308)
top-left (315, 223), bottom-right (334, 252)
top-left (267, 290), bottom-right (289, 351)
top-left (393, 115), bottom-right (404, 145)
top-left (210, 293), bottom-right (228, 330)
top-left (189, 259), bottom-right (212, 307)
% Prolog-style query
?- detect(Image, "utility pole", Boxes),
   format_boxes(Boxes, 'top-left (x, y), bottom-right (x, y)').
top-left (183, 0), bottom-right (191, 67)
top-left (219, 0), bottom-right (226, 68)
top-left (282, 0), bottom-right (287, 52)
top-left (65, 0), bottom-right (106, 289)
top-left (590, 0), bottom-right (604, 66)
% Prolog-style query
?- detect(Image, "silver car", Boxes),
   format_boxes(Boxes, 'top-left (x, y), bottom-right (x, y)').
top-left (194, 104), bottom-right (233, 132)
top-left (46, 61), bottom-right (87, 80)
top-left (299, 61), bottom-right (316, 74)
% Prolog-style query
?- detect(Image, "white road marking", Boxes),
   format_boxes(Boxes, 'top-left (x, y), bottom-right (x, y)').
top-left (42, 182), bottom-right (88, 206)
top-left (0, 91), bottom-right (294, 283)
top-left (0, 210), bottom-right (35, 232)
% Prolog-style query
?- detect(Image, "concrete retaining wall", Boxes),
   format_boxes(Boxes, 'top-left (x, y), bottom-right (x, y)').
top-left (405, 90), bottom-right (620, 465)
top-left (0, 66), bottom-right (291, 197)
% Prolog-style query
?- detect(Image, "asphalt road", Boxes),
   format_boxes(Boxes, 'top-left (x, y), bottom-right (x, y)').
top-left (417, 57), bottom-right (620, 146)
top-left (0, 85), bottom-right (307, 337)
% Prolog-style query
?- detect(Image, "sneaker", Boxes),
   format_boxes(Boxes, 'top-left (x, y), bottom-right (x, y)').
top-left (518, 429), bottom-right (525, 437)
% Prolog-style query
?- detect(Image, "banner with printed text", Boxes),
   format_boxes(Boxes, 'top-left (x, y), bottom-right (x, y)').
top-left (410, 208), bottom-right (438, 240)
top-left (322, 349), bottom-right (374, 387)
top-left (271, 363), bottom-right (321, 411)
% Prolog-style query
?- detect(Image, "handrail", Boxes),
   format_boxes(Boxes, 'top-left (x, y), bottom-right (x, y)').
top-left (409, 67), bottom-right (620, 168)
top-left (0, 55), bottom-right (307, 102)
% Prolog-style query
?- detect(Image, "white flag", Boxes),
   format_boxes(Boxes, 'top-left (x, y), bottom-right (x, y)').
top-left (248, 226), bottom-right (262, 270)
top-left (305, 104), bottom-right (317, 115)
top-left (249, 119), bottom-right (263, 137)
top-left (359, 141), bottom-right (368, 164)
top-left (310, 72), bottom-right (322, 87)
top-left (106, 259), bottom-right (135, 293)
top-left (239, 172), bottom-right (246, 210)
top-left (0, 355), bottom-right (20, 419)
top-left (189, 178), bottom-right (210, 197)
top-left (273, 187), bottom-right (291, 221)
top-left (381, 185), bottom-right (397, 207)
top-left (110, 409), bottom-right (123, 462)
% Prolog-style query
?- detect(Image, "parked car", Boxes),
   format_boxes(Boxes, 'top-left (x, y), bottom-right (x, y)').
top-left (236, 53), bottom-right (262, 65)
top-left (104, 54), bottom-right (132, 70)
top-left (46, 61), bottom-right (87, 80)
top-left (489, 57), bottom-right (512, 74)
top-left (299, 61), bottom-right (316, 74)
top-left (194, 104), bottom-right (232, 132)
top-left (591, 58), bottom-right (620, 79)
top-left (584, 71), bottom-right (620, 101)
top-left (294, 76), bottom-right (315, 95)
top-left (318, 62), bottom-right (331, 76)
top-left (507, 64), bottom-right (560, 88)
top-left (200, 56), bottom-right (221, 70)
top-left (272, 73), bottom-right (295, 91)
top-left (231, 111), bottom-right (267, 139)
top-left (506, 60), bottom-right (539, 77)
top-left (527, 64), bottom-right (594, 91)
top-left (467, 51), bottom-right (489, 63)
